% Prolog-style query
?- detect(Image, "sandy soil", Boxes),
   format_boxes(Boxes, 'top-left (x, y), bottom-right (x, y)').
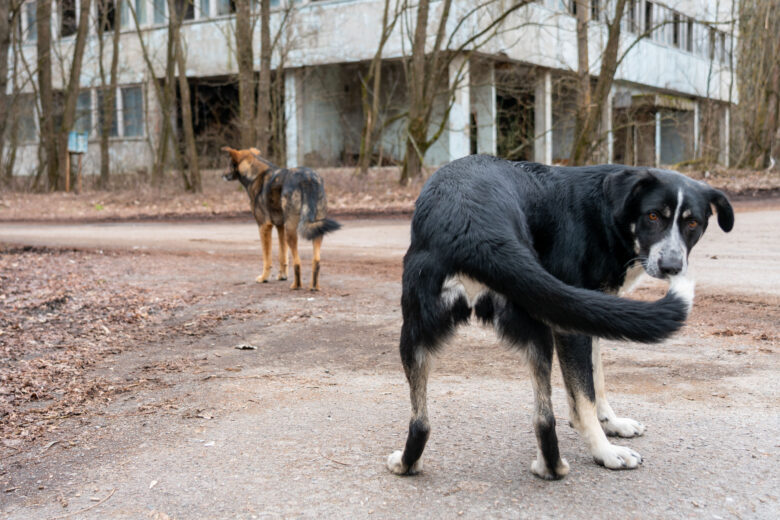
top-left (0, 208), bottom-right (778, 519)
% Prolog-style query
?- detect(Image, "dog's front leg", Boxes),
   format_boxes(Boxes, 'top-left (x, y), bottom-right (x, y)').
top-left (256, 223), bottom-right (274, 283)
top-left (555, 334), bottom-right (643, 470)
top-left (592, 339), bottom-right (645, 438)
top-left (276, 225), bottom-right (288, 281)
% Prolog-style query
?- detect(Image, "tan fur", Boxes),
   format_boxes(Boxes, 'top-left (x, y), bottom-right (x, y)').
top-left (223, 146), bottom-right (334, 290)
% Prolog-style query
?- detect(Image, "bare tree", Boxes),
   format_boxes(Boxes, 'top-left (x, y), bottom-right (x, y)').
top-left (355, 0), bottom-right (400, 176)
top-left (736, 0), bottom-right (779, 168)
top-left (97, 0), bottom-right (123, 188)
top-left (569, 0), bottom-right (628, 165)
top-left (168, 0), bottom-right (201, 192)
top-left (256, 0), bottom-right (272, 155)
top-left (400, 0), bottom-right (536, 184)
top-left (35, 0), bottom-right (57, 190)
top-left (0, 1), bottom-right (23, 183)
top-left (235, 0), bottom-right (256, 148)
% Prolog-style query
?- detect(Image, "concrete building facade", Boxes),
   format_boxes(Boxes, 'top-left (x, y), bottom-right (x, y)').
top-left (7, 0), bottom-right (737, 176)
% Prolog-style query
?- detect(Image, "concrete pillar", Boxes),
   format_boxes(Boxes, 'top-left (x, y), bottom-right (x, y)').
top-left (448, 54), bottom-right (470, 161)
top-left (693, 101), bottom-right (700, 159)
top-left (284, 69), bottom-right (301, 168)
top-left (534, 71), bottom-right (553, 164)
top-left (602, 88), bottom-right (614, 163)
top-left (655, 111), bottom-right (661, 167)
top-left (720, 105), bottom-right (730, 166)
top-left (471, 60), bottom-right (496, 155)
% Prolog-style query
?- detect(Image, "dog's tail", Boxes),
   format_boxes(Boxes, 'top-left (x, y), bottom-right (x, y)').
top-left (474, 243), bottom-right (693, 344)
top-left (298, 173), bottom-right (341, 240)
top-left (301, 217), bottom-right (342, 240)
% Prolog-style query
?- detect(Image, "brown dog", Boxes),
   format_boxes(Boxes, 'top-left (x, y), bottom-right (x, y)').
top-left (222, 147), bottom-right (341, 290)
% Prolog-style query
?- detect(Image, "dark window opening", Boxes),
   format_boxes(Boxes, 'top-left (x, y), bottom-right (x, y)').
top-left (591, 0), bottom-right (600, 21)
top-left (98, 0), bottom-right (116, 32)
top-left (644, 1), bottom-right (653, 33)
top-left (686, 19), bottom-right (694, 52)
top-left (60, 0), bottom-right (77, 38)
top-left (217, 0), bottom-right (236, 16)
top-left (174, 0), bottom-right (195, 21)
top-left (672, 12), bottom-right (680, 47)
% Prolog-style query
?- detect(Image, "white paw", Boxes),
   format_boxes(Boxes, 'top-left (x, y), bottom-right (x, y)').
top-left (600, 416), bottom-right (646, 438)
top-left (386, 450), bottom-right (422, 475)
top-left (593, 444), bottom-right (642, 470)
top-left (531, 457), bottom-right (570, 480)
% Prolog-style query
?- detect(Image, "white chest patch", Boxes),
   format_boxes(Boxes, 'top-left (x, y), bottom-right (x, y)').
top-left (441, 274), bottom-right (489, 308)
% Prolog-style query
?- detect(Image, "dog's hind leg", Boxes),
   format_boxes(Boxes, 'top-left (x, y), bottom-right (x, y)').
top-left (286, 229), bottom-right (302, 290)
top-left (387, 324), bottom-right (431, 476)
top-left (310, 236), bottom-right (322, 291)
top-left (555, 334), bottom-right (642, 470)
top-left (256, 223), bottom-right (273, 283)
top-left (592, 339), bottom-right (645, 438)
top-left (528, 335), bottom-right (570, 479)
top-left (276, 225), bottom-right (288, 281)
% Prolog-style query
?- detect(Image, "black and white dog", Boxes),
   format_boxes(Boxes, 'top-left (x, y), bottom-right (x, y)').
top-left (387, 155), bottom-right (733, 479)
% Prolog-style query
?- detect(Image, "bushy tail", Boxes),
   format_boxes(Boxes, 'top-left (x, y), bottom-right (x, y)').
top-left (301, 218), bottom-right (342, 240)
top-left (474, 244), bottom-right (693, 343)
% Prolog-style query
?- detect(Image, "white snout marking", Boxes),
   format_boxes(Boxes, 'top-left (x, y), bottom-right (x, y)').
top-left (647, 189), bottom-right (688, 277)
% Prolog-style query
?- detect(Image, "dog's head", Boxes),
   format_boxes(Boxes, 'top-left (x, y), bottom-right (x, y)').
top-left (605, 168), bottom-right (734, 279)
top-left (221, 146), bottom-right (267, 182)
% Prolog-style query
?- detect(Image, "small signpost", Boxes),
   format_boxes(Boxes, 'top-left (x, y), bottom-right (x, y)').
top-left (66, 131), bottom-right (88, 193)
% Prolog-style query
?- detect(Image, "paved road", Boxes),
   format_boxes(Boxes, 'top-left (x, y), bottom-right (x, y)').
top-left (1, 210), bottom-right (779, 519)
top-left (2, 210), bottom-right (778, 295)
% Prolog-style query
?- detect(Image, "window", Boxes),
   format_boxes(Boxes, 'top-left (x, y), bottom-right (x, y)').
top-left (98, 0), bottom-right (117, 32)
top-left (153, 0), bottom-right (166, 24)
top-left (217, 0), bottom-right (236, 16)
top-left (122, 0), bottom-right (147, 27)
top-left (644, 1), bottom-right (653, 33)
top-left (17, 95), bottom-right (38, 142)
top-left (201, 0), bottom-right (210, 17)
top-left (672, 12), bottom-right (680, 48)
top-left (25, 1), bottom-right (37, 42)
top-left (173, 0), bottom-right (195, 21)
top-left (686, 18), bottom-right (693, 52)
top-left (97, 89), bottom-right (119, 137)
top-left (719, 32), bottom-right (727, 63)
top-left (591, 0), bottom-right (600, 22)
top-left (623, 0), bottom-right (637, 34)
top-left (122, 86), bottom-right (144, 137)
top-left (74, 91), bottom-right (92, 134)
top-left (59, 0), bottom-right (77, 38)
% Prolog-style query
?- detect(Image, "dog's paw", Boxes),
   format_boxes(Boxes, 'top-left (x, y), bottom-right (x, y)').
top-left (531, 457), bottom-right (569, 480)
top-left (256, 274), bottom-right (269, 283)
top-left (601, 416), bottom-right (646, 438)
top-left (592, 444), bottom-right (642, 470)
top-left (386, 450), bottom-right (422, 475)
top-left (277, 274), bottom-right (288, 281)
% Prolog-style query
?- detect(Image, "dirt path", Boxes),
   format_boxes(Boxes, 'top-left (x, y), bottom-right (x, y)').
top-left (1, 211), bottom-right (778, 519)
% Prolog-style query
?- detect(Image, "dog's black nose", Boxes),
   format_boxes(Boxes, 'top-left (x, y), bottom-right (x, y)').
top-left (658, 255), bottom-right (683, 276)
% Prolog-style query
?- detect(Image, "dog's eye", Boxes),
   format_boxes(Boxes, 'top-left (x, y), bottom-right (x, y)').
top-left (648, 212), bottom-right (659, 222)
top-left (687, 220), bottom-right (698, 229)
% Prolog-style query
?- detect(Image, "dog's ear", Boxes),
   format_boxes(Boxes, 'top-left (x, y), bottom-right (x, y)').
top-left (603, 169), bottom-right (657, 222)
top-left (221, 146), bottom-right (241, 164)
top-left (706, 187), bottom-right (734, 232)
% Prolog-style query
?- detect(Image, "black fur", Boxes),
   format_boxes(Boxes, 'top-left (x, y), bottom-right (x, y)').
top-left (392, 154), bottom-right (733, 477)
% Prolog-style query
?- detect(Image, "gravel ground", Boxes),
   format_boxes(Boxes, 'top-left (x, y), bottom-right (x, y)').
top-left (0, 206), bottom-right (778, 519)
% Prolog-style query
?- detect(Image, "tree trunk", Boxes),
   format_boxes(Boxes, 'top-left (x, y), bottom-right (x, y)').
top-left (55, 0), bottom-right (92, 189)
top-left (0, 1), bottom-right (13, 182)
top-left (98, 0), bottom-right (122, 188)
top-left (169, 2), bottom-right (201, 193)
top-left (235, 0), bottom-right (255, 148)
top-left (256, 0), bottom-right (272, 156)
top-left (36, 0), bottom-right (57, 190)
top-left (570, 0), bottom-right (627, 165)
top-left (357, 0), bottom-right (396, 176)
top-left (400, 0), bottom-right (432, 185)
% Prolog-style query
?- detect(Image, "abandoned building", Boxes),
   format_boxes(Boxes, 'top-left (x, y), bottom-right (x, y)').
top-left (9, 0), bottom-right (736, 176)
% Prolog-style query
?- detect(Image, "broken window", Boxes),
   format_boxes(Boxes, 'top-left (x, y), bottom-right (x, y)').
top-left (74, 91), bottom-right (92, 134)
top-left (97, 89), bottom-right (119, 137)
top-left (173, 0), bottom-right (195, 21)
top-left (98, 0), bottom-right (117, 32)
top-left (59, 0), bottom-right (77, 38)
top-left (153, 0), bottom-right (166, 23)
top-left (25, 1), bottom-right (37, 42)
top-left (122, 86), bottom-right (144, 137)
top-left (217, 0), bottom-right (236, 16)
